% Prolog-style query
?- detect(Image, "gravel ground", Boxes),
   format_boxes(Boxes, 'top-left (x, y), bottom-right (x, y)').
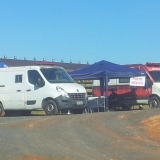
top-left (0, 108), bottom-right (160, 160)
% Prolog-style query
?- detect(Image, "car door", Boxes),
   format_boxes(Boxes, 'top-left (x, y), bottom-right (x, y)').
top-left (24, 69), bottom-right (45, 109)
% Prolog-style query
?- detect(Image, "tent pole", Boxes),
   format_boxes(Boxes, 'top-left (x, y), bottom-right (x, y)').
top-left (105, 76), bottom-right (109, 112)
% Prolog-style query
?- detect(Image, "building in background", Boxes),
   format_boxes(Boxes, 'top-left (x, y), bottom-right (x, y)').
top-left (0, 57), bottom-right (92, 95)
top-left (0, 58), bottom-right (88, 72)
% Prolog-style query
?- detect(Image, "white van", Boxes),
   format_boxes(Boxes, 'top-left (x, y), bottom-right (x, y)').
top-left (0, 66), bottom-right (88, 116)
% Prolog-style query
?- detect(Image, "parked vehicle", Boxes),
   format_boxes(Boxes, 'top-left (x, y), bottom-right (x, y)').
top-left (92, 62), bottom-right (160, 109)
top-left (0, 66), bottom-right (88, 116)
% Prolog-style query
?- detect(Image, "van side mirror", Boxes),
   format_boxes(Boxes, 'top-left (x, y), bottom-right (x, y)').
top-left (37, 78), bottom-right (45, 87)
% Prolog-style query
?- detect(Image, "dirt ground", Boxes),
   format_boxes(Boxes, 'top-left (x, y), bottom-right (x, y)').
top-left (0, 108), bottom-right (160, 160)
top-left (142, 115), bottom-right (160, 141)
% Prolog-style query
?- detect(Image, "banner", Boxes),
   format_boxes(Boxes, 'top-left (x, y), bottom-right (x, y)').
top-left (130, 76), bottom-right (145, 86)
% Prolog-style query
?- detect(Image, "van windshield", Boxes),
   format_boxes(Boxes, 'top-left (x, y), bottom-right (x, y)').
top-left (149, 71), bottom-right (160, 82)
top-left (40, 68), bottom-right (75, 83)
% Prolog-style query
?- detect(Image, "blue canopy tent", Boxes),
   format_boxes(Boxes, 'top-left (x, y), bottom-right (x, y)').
top-left (69, 60), bottom-right (146, 80)
top-left (69, 60), bottom-right (147, 110)
top-left (0, 62), bottom-right (8, 68)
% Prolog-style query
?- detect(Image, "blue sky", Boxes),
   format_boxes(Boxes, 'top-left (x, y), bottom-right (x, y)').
top-left (0, 0), bottom-right (160, 65)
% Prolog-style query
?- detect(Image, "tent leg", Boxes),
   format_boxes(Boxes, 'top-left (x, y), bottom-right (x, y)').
top-left (105, 76), bottom-right (109, 112)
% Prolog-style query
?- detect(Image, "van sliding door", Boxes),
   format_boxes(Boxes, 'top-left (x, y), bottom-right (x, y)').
top-left (4, 70), bottom-right (25, 109)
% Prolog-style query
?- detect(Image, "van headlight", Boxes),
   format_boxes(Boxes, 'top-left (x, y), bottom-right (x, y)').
top-left (56, 86), bottom-right (69, 98)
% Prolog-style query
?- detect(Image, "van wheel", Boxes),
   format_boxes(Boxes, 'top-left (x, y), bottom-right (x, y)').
top-left (149, 97), bottom-right (160, 108)
top-left (44, 100), bottom-right (58, 115)
top-left (0, 104), bottom-right (5, 117)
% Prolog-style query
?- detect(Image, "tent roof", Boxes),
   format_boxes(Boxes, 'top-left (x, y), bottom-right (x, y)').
top-left (69, 60), bottom-right (146, 80)
top-left (0, 62), bottom-right (8, 68)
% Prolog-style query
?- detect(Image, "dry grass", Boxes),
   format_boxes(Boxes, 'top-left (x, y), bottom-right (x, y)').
top-left (31, 110), bottom-right (46, 116)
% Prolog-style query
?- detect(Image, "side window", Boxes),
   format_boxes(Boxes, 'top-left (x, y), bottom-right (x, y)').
top-left (146, 74), bottom-right (153, 86)
top-left (119, 78), bottom-right (130, 83)
top-left (146, 73), bottom-right (152, 81)
top-left (28, 70), bottom-right (42, 85)
top-left (15, 75), bottom-right (23, 83)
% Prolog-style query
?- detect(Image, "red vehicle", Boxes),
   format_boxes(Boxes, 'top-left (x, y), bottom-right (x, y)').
top-left (92, 62), bottom-right (160, 109)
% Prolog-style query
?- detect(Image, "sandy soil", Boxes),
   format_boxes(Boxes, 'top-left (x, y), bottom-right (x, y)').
top-left (0, 108), bottom-right (160, 160)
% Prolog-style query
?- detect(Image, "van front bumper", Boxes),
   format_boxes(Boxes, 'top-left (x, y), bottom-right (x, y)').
top-left (55, 95), bottom-right (88, 111)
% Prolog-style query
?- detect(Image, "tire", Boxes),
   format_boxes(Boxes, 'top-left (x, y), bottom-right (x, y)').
top-left (72, 108), bottom-right (84, 114)
top-left (149, 97), bottom-right (160, 108)
top-left (0, 103), bottom-right (5, 117)
top-left (44, 100), bottom-right (58, 115)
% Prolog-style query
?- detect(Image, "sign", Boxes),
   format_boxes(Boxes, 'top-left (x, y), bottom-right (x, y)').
top-left (130, 76), bottom-right (145, 86)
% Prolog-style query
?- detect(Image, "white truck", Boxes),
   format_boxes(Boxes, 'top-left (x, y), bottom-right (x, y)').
top-left (0, 66), bottom-right (88, 116)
